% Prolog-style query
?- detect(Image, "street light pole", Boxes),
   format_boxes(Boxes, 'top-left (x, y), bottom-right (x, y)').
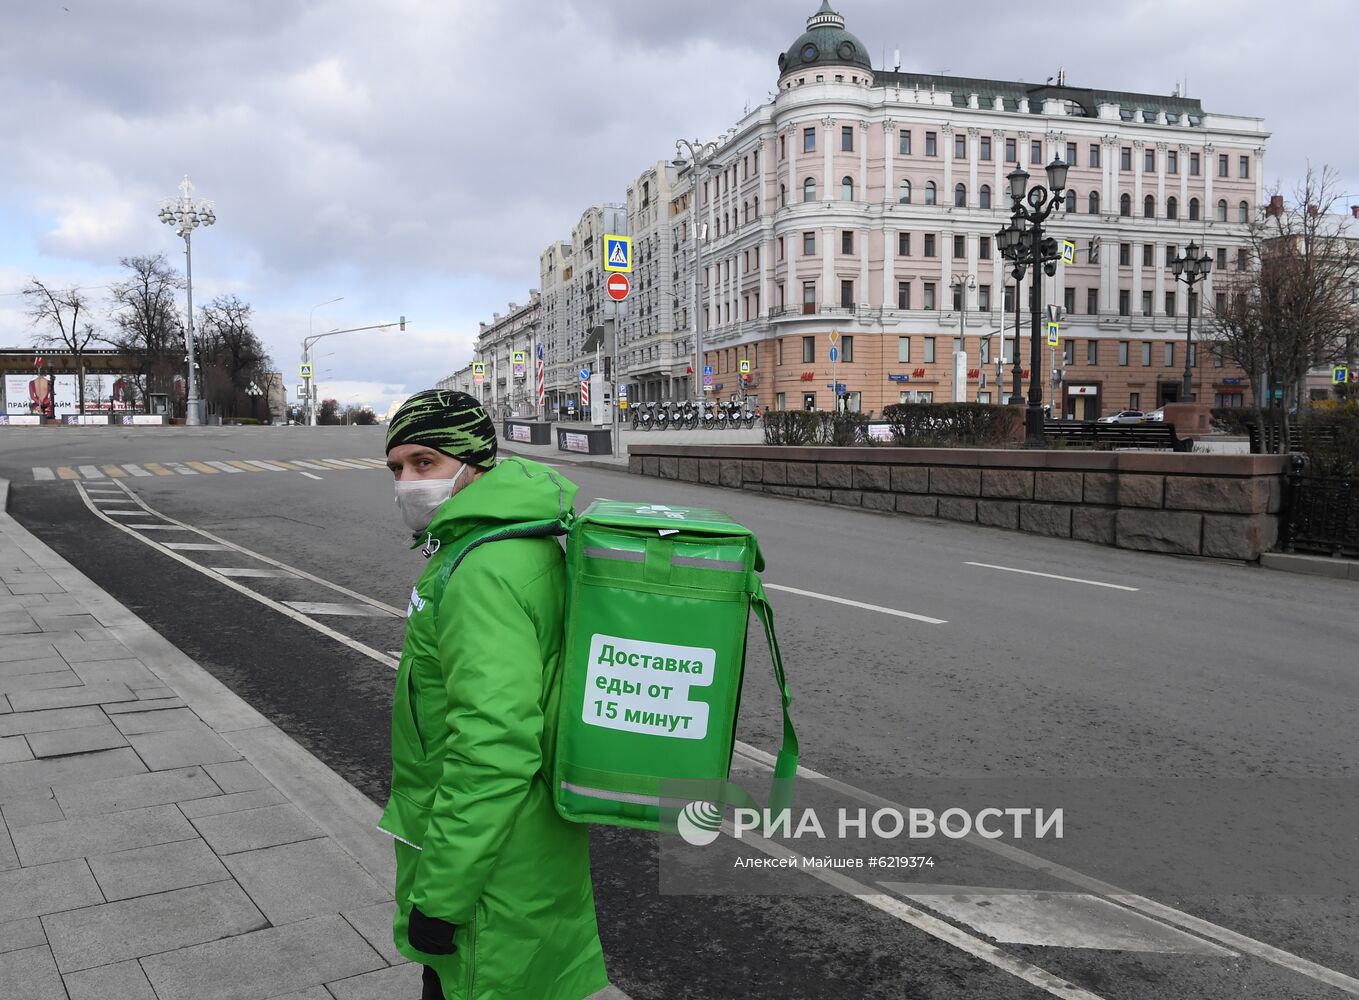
top-left (675, 137), bottom-right (718, 404)
top-left (950, 273), bottom-right (975, 402)
top-left (1169, 242), bottom-right (1214, 403)
top-left (158, 176), bottom-right (216, 426)
top-left (306, 297), bottom-right (344, 426)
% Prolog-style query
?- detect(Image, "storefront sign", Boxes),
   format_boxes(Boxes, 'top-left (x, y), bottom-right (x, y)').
top-left (800, 371), bottom-right (815, 381)
top-left (1067, 385), bottom-right (1099, 396)
top-left (887, 373), bottom-right (910, 383)
top-left (912, 369), bottom-right (927, 378)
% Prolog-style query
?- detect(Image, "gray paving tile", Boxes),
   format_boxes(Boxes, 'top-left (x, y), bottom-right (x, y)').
top-left (26, 723), bottom-right (128, 758)
top-left (0, 668), bottom-right (83, 697)
top-left (204, 760), bottom-right (269, 793)
top-left (74, 625), bottom-right (119, 642)
top-left (69, 657), bottom-right (156, 687)
top-left (7, 580), bottom-right (65, 596)
top-left (267, 990), bottom-right (331, 1000)
top-left (0, 734), bottom-right (31, 764)
top-left (104, 696), bottom-right (185, 715)
top-left (52, 637), bottom-right (131, 662)
top-left (1, 791), bottom-right (63, 829)
top-left (7, 681), bottom-right (137, 712)
top-left (0, 748), bottom-right (146, 805)
top-left (141, 915), bottom-right (384, 1000)
top-left (192, 803), bottom-right (322, 855)
top-left (13, 803), bottom-right (196, 866)
top-left (43, 879), bottom-right (266, 973)
top-left (224, 838), bottom-right (388, 925)
top-left (340, 900), bottom-right (401, 967)
top-left (0, 816), bottom-right (16, 870)
top-left (0, 916), bottom-right (47, 954)
top-left (88, 837), bottom-right (229, 902)
top-left (63, 958), bottom-right (158, 1000)
top-left (0, 944), bottom-right (65, 999)
top-left (325, 962), bottom-right (423, 999)
top-left (127, 725), bottom-right (241, 770)
top-left (0, 859), bottom-right (102, 922)
top-left (54, 765), bottom-right (218, 818)
top-left (179, 787), bottom-right (286, 819)
top-left (29, 610), bottom-right (101, 632)
top-left (0, 613), bottom-right (41, 635)
top-left (0, 695), bottom-right (9, 715)
top-left (0, 637), bottom-right (59, 664)
top-left (111, 706), bottom-right (199, 736)
top-left (131, 681), bottom-right (174, 696)
top-left (0, 656), bottom-right (70, 679)
top-left (0, 705), bottom-right (105, 737)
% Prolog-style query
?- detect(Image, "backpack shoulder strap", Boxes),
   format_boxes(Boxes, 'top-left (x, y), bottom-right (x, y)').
top-left (749, 574), bottom-right (799, 815)
top-left (430, 518), bottom-right (569, 628)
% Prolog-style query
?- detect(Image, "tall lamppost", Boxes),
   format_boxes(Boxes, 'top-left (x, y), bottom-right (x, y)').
top-left (674, 137), bottom-right (718, 404)
top-left (306, 297), bottom-right (344, 426)
top-left (949, 273), bottom-right (975, 401)
top-left (1002, 159), bottom-right (1069, 445)
top-left (158, 176), bottom-right (216, 425)
top-left (1169, 242), bottom-right (1213, 402)
top-left (996, 218), bottom-right (1029, 404)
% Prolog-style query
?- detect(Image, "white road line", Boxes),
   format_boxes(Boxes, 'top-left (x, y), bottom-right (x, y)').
top-left (32, 468), bottom-right (54, 481)
top-left (125, 524), bottom-right (193, 530)
top-left (164, 462), bottom-right (198, 475)
top-left (323, 459), bottom-right (373, 469)
top-left (121, 464), bottom-right (153, 477)
top-left (290, 460), bottom-right (330, 470)
top-left (283, 601), bottom-right (394, 618)
top-left (92, 499), bottom-right (138, 505)
top-left (731, 743), bottom-right (1359, 996)
top-left (212, 567), bottom-right (300, 579)
top-left (764, 583), bottom-right (947, 625)
top-left (245, 460), bottom-right (284, 472)
top-left (299, 471), bottom-right (323, 481)
top-left (102, 509), bottom-right (151, 517)
top-left (163, 543), bottom-right (231, 551)
top-left (77, 465), bottom-right (105, 479)
top-left (205, 461), bottom-right (243, 474)
top-left (964, 562), bottom-right (1140, 592)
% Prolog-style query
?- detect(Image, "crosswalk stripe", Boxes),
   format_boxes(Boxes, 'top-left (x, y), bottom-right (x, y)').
top-left (211, 567), bottom-right (300, 579)
top-left (100, 465), bottom-right (128, 478)
top-left (290, 460), bottom-right (329, 470)
top-left (205, 461), bottom-right (242, 474)
top-left (92, 498), bottom-right (137, 505)
top-left (56, 467), bottom-right (80, 480)
top-left (226, 460), bottom-right (263, 473)
top-left (186, 462), bottom-right (220, 474)
top-left (328, 458), bottom-right (373, 470)
top-left (244, 460), bottom-right (284, 472)
top-left (283, 600), bottom-right (395, 618)
top-left (122, 464), bottom-right (153, 477)
top-left (259, 460), bottom-right (297, 470)
top-left (77, 465), bottom-right (105, 479)
top-left (143, 463), bottom-right (176, 477)
top-left (164, 462), bottom-right (198, 475)
top-left (352, 457), bottom-right (387, 468)
top-left (103, 509), bottom-right (149, 517)
top-left (32, 468), bottom-right (55, 481)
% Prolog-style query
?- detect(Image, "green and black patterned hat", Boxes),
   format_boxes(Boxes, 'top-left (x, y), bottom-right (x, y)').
top-left (385, 389), bottom-right (497, 467)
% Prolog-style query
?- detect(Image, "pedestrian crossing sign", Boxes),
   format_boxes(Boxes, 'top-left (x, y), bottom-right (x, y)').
top-left (299, 364), bottom-right (313, 378)
top-left (739, 359), bottom-right (751, 373)
top-left (1046, 322), bottom-right (1060, 347)
top-left (1061, 241), bottom-right (1076, 265)
top-left (603, 234), bottom-right (632, 273)
top-left (1334, 366), bottom-right (1350, 384)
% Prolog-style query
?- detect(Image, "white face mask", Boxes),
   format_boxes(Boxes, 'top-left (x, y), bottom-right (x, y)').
top-left (394, 464), bottom-right (468, 533)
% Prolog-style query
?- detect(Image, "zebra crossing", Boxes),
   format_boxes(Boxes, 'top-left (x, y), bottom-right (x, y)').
top-left (31, 456), bottom-right (390, 481)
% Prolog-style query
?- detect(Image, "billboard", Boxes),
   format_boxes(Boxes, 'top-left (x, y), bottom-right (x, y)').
top-left (4, 373), bottom-right (138, 418)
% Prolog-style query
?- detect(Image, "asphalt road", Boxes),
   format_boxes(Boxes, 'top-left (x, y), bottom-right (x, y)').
top-left (3, 425), bottom-right (1357, 1000)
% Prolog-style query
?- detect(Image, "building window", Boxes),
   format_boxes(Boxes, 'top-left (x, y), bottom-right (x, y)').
top-left (899, 130), bottom-right (912, 155)
top-left (925, 181), bottom-right (937, 205)
top-left (1167, 150), bottom-right (1178, 174)
top-left (778, 338), bottom-right (784, 365)
top-left (898, 335), bottom-right (911, 361)
top-left (924, 233), bottom-right (936, 257)
top-left (1063, 340), bottom-right (1074, 365)
top-left (1189, 197), bottom-right (1200, 221)
top-left (1060, 189), bottom-right (1073, 213)
top-left (1004, 285), bottom-right (1014, 312)
top-left (1165, 291), bottom-right (1176, 317)
top-left (980, 184), bottom-right (991, 209)
top-left (980, 136), bottom-right (992, 160)
top-left (1063, 287), bottom-right (1075, 314)
top-left (1189, 343), bottom-right (1198, 367)
top-left (955, 133), bottom-right (966, 159)
top-left (954, 183), bottom-right (966, 207)
top-left (841, 335), bottom-right (854, 361)
top-left (1087, 340), bottom-right (1098, 365)
top-left (1145, 148), bottom-right (1155, 173)
top-left (1218, 153), bottom-right (1229, 177)
top-left (979, 236), bottom-right (992, 260)
top-left (803, 127), bottom-right (816, 153)
top-left (979, 284), bottom-right (991, 311)
top-left (1141, 340), bottom-right (1152, 364)
top-left (923, 283), bottom-right (937, 311)
top-left (802, 335), bottom-right (815, 362)
top-left (841, 230), bottom-right (854, 254)
top-left (802, 283), bottom-right (816, 315)
top-left (1119, 340), bottom-right (1129, 364)
top-left (1121, 146), bottom-right (1132, 170)
top-left (1120, 193), bottom-right (1131, 217)
top-left (1236, 248), bottom-right (1248, 270)
top-left (1089, 143), bottom-right (1100, 168)
top-left (952, 284), bottom-right (963, 311)
top-left (840, 281), bottom-right (854, 308)
top-left (1216, 292), bottom-right (1227, 313)
top-left (803, 231), bottom-right (815, 255)
top-left (841, 125), bottom-right (854, 151)
top-left (1166, 196), bottom-right (1178, 220)
top-left (1238, 200), bottom-right (1249, 222)
top-left (952, 234), bottom-right (965, 259)
top-left (1142, 243), bottom-right (1154, 267)
top-left (1066, 142), bottom-right (1077, 165)
top-left (924, 336), bottom-right (936, 362)
top-left (1214, 345), bottom-right (1224, 367)
top-left (842, 176), bottom-right (854, 201)
top-left (898, 232), bottom-right (911, 256)
top-left (1005, 137), bottom-right (1017, 162)
top-left (804, 177), bottom-right (817, 201)
top-left (1119, 242), bottom-right (1131, 266)
top-left (925, 131), bottom-right (937, 156)
top-left (1164, 342), bottom-right (1174, 366)
top-left (1240, 155), bottom-right (1250, 178)
top-left (1031, 140), bottom-right (1042, 163)
top-left (898, 283), bottom-right (911, 310)
top-left (1216, 248), bottom-right (1227, 271)
top-left (1088, 191), bottom-right (1100, 215)
top-left (1144, 194), bottom-right (1156, 218)
top-left (777, 235), bottom-right (784, 260)
top-left (1142, 292), bottom-right (1153, 317)
top-left (1216, 199), bottom-right (1228, 222)
top-left (1129, 392), bottom-right (1140, 409)
top-left (1087, 288), bottom-right (1099, 315)
top-left (779, 183), bottom-right (787, 207)
top-left (1119, 291), bottom-right (1130, 317)
top-left (899, 179), bottom-right (911, 204)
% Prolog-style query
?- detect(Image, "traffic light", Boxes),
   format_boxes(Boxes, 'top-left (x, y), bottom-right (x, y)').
top-left (741, 373), bottom-right (750, 383)
top-left (399, 316), bottom-right (406, 331)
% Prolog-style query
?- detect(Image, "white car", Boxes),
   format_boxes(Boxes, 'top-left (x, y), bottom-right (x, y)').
top-left (1098, 410), bottom-right (1146, 424)
top-left (1145, 409), bottom-right (1165, 422)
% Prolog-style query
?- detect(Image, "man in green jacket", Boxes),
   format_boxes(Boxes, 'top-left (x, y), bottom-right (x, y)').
top-left (381, 390), bottom-right (609, 1000)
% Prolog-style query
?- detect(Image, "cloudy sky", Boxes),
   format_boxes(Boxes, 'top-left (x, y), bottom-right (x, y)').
top-left (2, 0), bottom-right (1356, 411)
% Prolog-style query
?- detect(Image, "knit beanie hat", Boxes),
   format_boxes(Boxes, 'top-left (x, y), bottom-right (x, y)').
top-left (385, 389), bottom-right (497, 468)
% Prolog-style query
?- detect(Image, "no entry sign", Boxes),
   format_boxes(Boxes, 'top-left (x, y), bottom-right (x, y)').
top-left (606, 273), bottom-right (630, 301)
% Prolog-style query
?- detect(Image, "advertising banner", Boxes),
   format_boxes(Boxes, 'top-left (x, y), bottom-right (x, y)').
top-left (4, 373), bottom-right (138, 417)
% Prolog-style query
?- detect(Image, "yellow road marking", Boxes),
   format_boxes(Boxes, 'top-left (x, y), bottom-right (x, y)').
top-left (314, 459), bottom-right (353, 470)
top-left (56, 467), bottom-right (80, 480)
top-left (100, 465), bottom-right (127, 478)
top-left (226, 460), bottom-right (264, 472)
top-left (187, 462), bottom-right (220, 474)
top-left (143, 463), bottom-right (176, 477)
top-left (260, 460), bottom-right (296, 470)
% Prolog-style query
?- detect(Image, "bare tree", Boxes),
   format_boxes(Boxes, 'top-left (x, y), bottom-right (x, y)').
top-left (23, 279), bottom-right (101, 412)
top-left (109, 254), bottom-right (184, 415)
top-left (197, 294), bottom-right (272, 418)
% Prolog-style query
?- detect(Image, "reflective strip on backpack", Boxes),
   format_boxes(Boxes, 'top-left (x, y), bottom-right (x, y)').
top-left (584, 547), bottom-right (745, 572)
top-left (559, 781), bottom-right (661, 808)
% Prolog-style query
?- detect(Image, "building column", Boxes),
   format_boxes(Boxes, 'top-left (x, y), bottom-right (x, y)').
top-left (942, 124), bottom-right (954, 202)
top-left (1133, 140), bottom-right (1145, 220)
top-left (883, 119), bottom-right (896, 203)
top-left (968, 128), bottom-right (980, 207)
top-left (1203, 142), bottom-right (1215, 221)
top-left (1179, 143), bottom-right (1191, 225)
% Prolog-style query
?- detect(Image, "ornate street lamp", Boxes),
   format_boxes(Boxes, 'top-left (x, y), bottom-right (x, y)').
top-left (158, 176), bottom-right (216, 426)
top-left (1169, 241), bottom-right (1214, 402)
top-left (996, 217), bottom-right (1029, 404)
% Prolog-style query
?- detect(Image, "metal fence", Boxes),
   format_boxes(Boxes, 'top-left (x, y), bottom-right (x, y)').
top-left (1281, 470), bottom-right (1359, 558)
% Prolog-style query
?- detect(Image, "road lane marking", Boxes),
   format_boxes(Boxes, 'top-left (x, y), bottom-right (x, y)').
top-left (164, 463), bottom-right (198, 475)
top-left (964, 562), bottom-right (1139, 592)
top-left (31, 468), bottom-right (55, 481)
top-left (226, 460), bottom-right (263, 473)
top-left (143, 463), bottom-right (176, 476)
top-left (352, 458), bottom-right (387, 468)
top-left (56, 467), bottom-right (80, 480)
top-left (186, 462), bottom-right (219, 474)
top-left (99, 465), bottom-right (127, 478)
top-left (316, 459), bottom-right (362, 470)
top-left (212, 567), bottom-right (300, 579)
top-left (91, 498), bottom-right (137, 505)
top-left (205, 461), bottom-right (242, 474)
top-left (299, 472), bottom-right (323, 481)
top-left (102, 509), bottom-right (152, 517)
top-left (122, 464), bottom-right (153, 477)
top-left (164, 543), bottom-right (231, 551)
top-left (731, 744), bottom-right (1359, 996)
top-left (244, 460), bottom-right (284, 472)
top-left (261, 460), bottom-right (299, 470)
top-left (283, 601), bottom-right (395, 618)
top-left (290, 460), bottom-right (329, 471)
top-left (764, 583), bottom-right (947, 625)
top-left (124, 524), bottom-right (193, 530)
top-left (77, 465), bottom-right (105, 479)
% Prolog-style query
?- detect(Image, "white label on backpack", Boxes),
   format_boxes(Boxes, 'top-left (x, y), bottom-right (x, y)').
top-left (584, 633), bottom-right (714, 740)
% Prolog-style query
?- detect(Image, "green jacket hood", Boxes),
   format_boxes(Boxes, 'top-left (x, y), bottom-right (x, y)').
top-left (417, 457), bottom-right (577, 548)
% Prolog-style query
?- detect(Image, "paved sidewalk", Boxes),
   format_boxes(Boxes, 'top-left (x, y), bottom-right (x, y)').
top-left (501, 424), bottom-right (763, 471)
top-left (0, 481), bottom-right (625, 1000)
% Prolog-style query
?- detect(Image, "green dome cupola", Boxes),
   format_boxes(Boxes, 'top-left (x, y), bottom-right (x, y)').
top-left (778, 2), bottom-right (873, 78)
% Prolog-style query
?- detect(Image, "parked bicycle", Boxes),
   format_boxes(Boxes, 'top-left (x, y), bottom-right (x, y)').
top-left (653, 401), bottom-right (671, 431)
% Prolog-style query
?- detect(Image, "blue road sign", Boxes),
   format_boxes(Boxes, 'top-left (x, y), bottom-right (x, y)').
top-left (829, 346), bottom-right (840, 363)
top-left (579, 367), bottom-right (590, 381)
top-left (703, 365), bottom-right (713, 376)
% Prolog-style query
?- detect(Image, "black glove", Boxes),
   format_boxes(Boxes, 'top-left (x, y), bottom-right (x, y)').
top-left (408, 905), bottom-right (458, 955)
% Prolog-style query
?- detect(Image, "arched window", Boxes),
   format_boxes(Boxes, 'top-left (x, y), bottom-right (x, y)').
top-left (1143, 195), bottom-right (1155, 218)
top-left (1120, 193), bottom-right (1131, 217)
top-left (842, 176), bottom-right (854, 201)
top-left (803, 177), bottom-right (816, 202)
top-left (954, 183), bottom-right (967, 207)
top-left (780, 184), bottom-right (787, 208)
top-left (1065, 189), bottom-right (1076, 213)
top-left (1216, 199), bottom-right (1228, 222)
top-left (925, 181), bottom-right (937, 205)
top-left (1088, 191), bottom-right (1100, 214)
top-left (979, 184), bottom-right (991, 209)
top-left (1189, 197), bottom-right (1200, 221)
top-left (1238, 200), bottom-right (1249, 222)
top-left (898, 179), bottom-right (911, 204)
top-left (1166, 196), bottom-right (1178, 220)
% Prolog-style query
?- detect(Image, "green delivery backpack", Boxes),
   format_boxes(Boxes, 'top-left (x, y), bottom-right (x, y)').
top-left (551, 501), bottom-right (798, 831)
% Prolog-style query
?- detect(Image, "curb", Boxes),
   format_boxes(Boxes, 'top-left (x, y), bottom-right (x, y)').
top-left (1259, 551), bottom-right (1359, 581)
